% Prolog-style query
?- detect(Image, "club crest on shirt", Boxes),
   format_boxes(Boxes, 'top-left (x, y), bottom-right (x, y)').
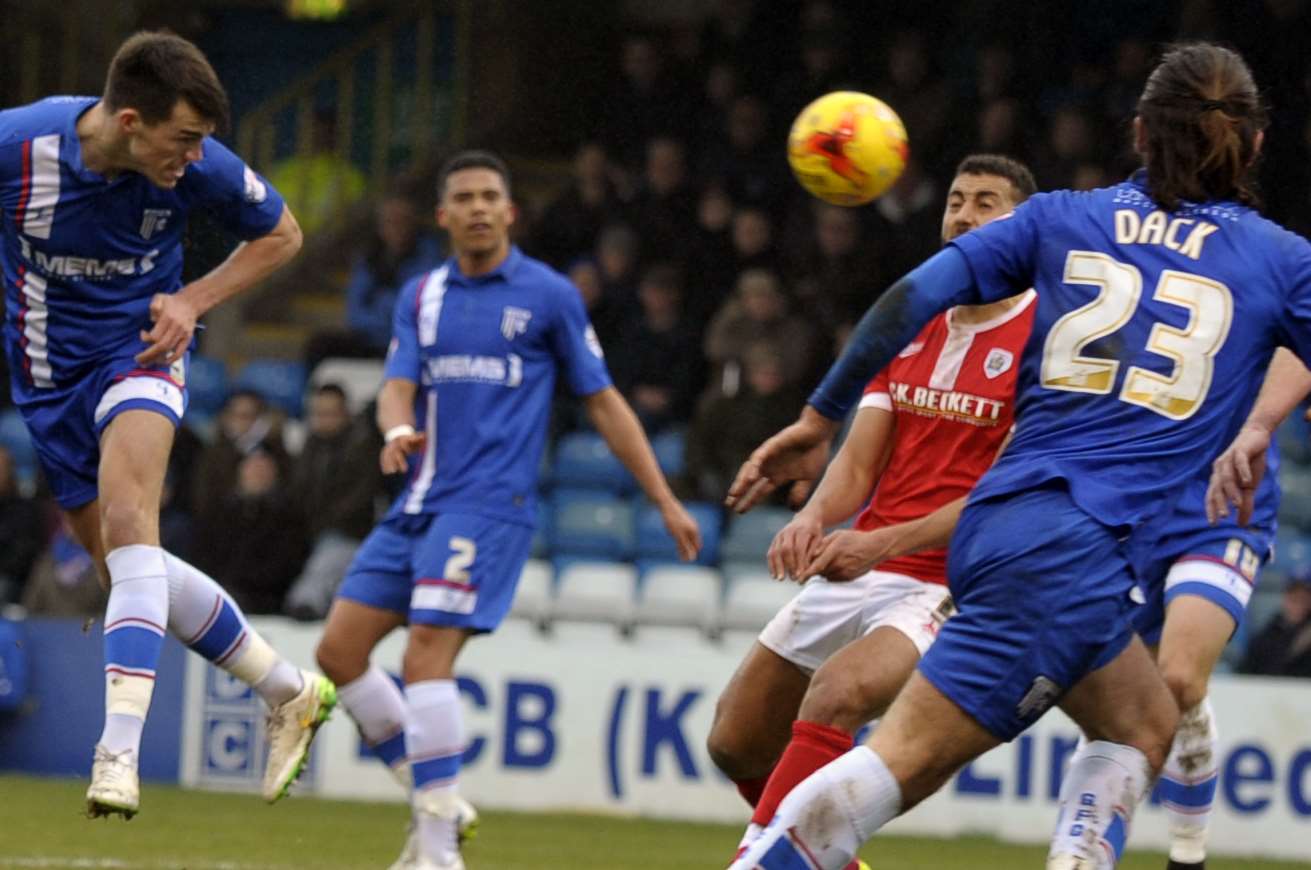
top-left (501, 306), bottom-right (532, 340)
top-left (140, 209), bottom-right (172, 240)
top-left (983, 348), bottom-right (1014, 379)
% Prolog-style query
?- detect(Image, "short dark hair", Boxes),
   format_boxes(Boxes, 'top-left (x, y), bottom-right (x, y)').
top-left (437, 150), bottom-right (512, 200)
top-left (954, 154), bottom-right (1037, 202)
top-left (314, 383), bottom-right (348, 403)
top-left (104, 31), bottom-right (229, 131)
top-left (1136, 42), bottom-right (1267, 211)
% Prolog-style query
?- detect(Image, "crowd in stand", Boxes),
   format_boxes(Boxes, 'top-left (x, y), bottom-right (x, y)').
top-left (2, 0), bottom-right (1311, 676)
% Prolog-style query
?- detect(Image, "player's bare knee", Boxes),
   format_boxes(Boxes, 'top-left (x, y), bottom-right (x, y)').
top-left (705, 719), bottom-right (756, 779)
top-left (314, 635), bottom-right (365, 686)
top-left (98, 497), bottom-right (154, 551)
top-left (1159, 656), bottom-right (1208, 713)
top-left (798, 672), bottom-right (869, 733)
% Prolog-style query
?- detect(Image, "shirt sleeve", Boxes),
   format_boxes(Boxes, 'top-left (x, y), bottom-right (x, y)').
top-left (947, 196), bottom-right (1044, 304)
top-left (383, 276), bottom-right (424, 383)
top-left (184, 136), bottom-right (285, 241)
top-left (549, 279), bottom-right (613, 397)
top-left (809, 247), bottom-right (979, 420)
top-left (858, 366), bottom-right (893, 412)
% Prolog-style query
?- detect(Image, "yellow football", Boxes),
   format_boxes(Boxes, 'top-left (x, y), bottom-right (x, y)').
top-left (787, 91), bottom-right (909, 206)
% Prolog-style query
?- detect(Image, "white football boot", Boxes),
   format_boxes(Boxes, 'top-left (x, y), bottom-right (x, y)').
top-left (262, 670), bottom-right (337, 802)
top-left (86, 745), bottom-right (140, 819)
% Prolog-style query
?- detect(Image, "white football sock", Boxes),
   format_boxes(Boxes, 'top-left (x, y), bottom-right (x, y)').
top-left (1047, 740), bottom-right (1151, 869)
top-left (100, 545), bottom-right (169, 755)
top-left (732, 746), bottom-right (901, 870)
top-left (1161, 698), bottom-right (1218, 864)
top-left (406, 679), bottom-right (465, 864)
top-left (163, 553), bottom-right (302, 706)
top-left (339, 665), bottom-right (410, 777)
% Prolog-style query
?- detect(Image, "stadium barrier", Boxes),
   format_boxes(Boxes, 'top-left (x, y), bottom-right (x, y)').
top-left (3, 615), bottom-right (1310, 861)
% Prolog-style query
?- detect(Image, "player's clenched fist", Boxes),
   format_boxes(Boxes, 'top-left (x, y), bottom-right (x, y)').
top-left (380, 425), bottom-right (427, 475)
top-left (137, 292), bottom-right (199, 365)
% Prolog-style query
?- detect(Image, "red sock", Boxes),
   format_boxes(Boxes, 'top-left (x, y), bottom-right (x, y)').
top-left (733, 774), bottom-right (770, 807)
top-left (750, 720), bottom-right (854, 828)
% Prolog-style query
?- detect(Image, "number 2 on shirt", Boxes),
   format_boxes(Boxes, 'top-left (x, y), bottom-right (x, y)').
top-left (1041, 250), bottom-right (1233, 420)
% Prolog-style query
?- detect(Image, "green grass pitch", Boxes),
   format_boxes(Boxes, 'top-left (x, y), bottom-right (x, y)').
top-left (0, 774), bottom-right (1301, 869)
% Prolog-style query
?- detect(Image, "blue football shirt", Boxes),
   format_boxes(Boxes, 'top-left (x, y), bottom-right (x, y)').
top-left (0, 97), bottom-right (284, 386)
top-left (384, 246), bottom-right (612, 525)
top-left (948, 173), bottom-right (1311, 529)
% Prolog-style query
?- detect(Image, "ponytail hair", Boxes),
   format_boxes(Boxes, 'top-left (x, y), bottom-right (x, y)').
top-left (1136, 42), bottom-right (1267, 211)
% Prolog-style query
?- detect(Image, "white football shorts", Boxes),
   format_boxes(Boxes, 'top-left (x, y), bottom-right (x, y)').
top-left (758, 569), bottom-right (954, 674)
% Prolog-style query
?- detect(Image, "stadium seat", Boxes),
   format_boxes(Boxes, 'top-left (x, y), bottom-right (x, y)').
top-left (1277, 412), bottom-right (1311, 465)
top-left (309, 357), bottom-right (385, 415)
top-left (508, 558), bottom-right (554, 627)
top-left (1271, 528), bottom-right (1311, 576)
top-left (186, 355), bottom-right (229, 417)
top-left (531, 500), bottom-right (552, 558)
top-left (550, 561), bottom-right (638, 628)
top-left (552, 431), bottom-right (635, 494)
top-left (719, 507), bottom-right (795, 564)
top-left (720, 569), bottom-right (799, 634)
top-left (235, 358), bottom-right (308, 417)
top-left (635, 564), bottom-right (724, 635)
top-left (550, 489), bottom-right (635, 560)
top-left (634, 500), bottom-right (723, 566)
top-left (651, 428), bottom-right (686, 478)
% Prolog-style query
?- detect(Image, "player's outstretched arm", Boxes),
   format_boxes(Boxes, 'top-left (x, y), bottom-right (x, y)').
top-left (727, 248), bottom-right (979, 514)
top-left (376, 377), bottom-right (426, 474)
top-left (137, 206), bottom-right (303, 365)
top-left (1207, 348), bottom-right (1311, 524)
top-left (584, 387), bottom-right (702, 561)
top-left (767, 406), bottom-right (894, 581)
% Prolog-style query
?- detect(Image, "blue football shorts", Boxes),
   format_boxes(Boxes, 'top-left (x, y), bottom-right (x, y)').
top-left (337, 510), bottom-right (535, 632)
top-left (1131, 523), bottom-right (1270, 646)
top-left (9, 351), bottom-right (189, 509)
top-left (918, 483), bottom-right (1140, 742)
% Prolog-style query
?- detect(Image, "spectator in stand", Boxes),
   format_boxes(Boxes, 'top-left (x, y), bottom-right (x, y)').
top-left (876, 29), bottom-right (953, 172)
top-left (595, 223), bottom-right (642, 316)
top-left (695, 61), bottom-right (742, 157)
top-left (607, 263), bottom-right (705, 432)
top-left (532, 141), bottom-right (624, 270)
top-left (789, 201), bottom-right (882, 333)
top-left (1241, 572), bottom-right (1311, 678)
top-left (627, 137), bottom-right (699, 265)
top-left (685, 182), bottom-right (739, 320)
top-left (191, 389), bottom-right (289, 518)
top-left (1032, 106), bottom-right (1101, 190)
top-left (598, 34), bottom-right (692, 171)
top-left (305, 188), bottom-right (442, 370)
top-left (266, 107), bottom-right (366, 236)
top-left (0, 445), bottom-right (43, 604)
top-left (869, 156), bottom-right (942, 288)
top-left (22, 515), bottom-right (106, 617)
top-left (975, 98), bottom-right (1027, 162)
top-left (568, 258), bottom-right (622, 353)
top-left (700, 94), bottom-right (789, 210)
top-left (704, 268), bottom-right (818, 396)
top-left (774, 27), bottom-right (856, 121)
top-left (684, 341), bottom-right (803, 504)
top-left (283, 384), bottom-right (383, 620)
top-left (192, 447), bottom-right (309, 616)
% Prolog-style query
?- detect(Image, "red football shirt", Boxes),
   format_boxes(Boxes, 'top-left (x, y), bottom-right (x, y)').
top-left (853, 291), bottom-right (1036, 585)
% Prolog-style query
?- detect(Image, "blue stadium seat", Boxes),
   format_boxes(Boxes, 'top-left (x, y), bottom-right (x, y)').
top-left (635, 564), bottom-right (723, 634)
top-left (531, 499), bottom-right (552, 558)
top-left (651, 428), bottom-right (687, 478)
top-left (186, 355), bottom-right (229, 417)
top-left (1270, 528), bottom-right (1311, 576)
top-left (1277, 411), bottom-right (1311, 465)
top-left (552, 431), bottom-right (635, 494)
top-left (235, 359), bottom-right (308, 417)
top-left (550, 489), bottom-right (635, 560)
top-left (634, 500), bottom-right (723, 566)
top-left (719, 506), bottom-right (795, 564)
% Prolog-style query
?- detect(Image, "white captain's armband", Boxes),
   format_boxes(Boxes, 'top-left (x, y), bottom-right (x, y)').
top-left (384, 424), bottom-right (417, 444)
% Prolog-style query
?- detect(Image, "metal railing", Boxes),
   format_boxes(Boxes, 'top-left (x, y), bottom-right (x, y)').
top-left (235, 1), bottom-right (467, 231)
